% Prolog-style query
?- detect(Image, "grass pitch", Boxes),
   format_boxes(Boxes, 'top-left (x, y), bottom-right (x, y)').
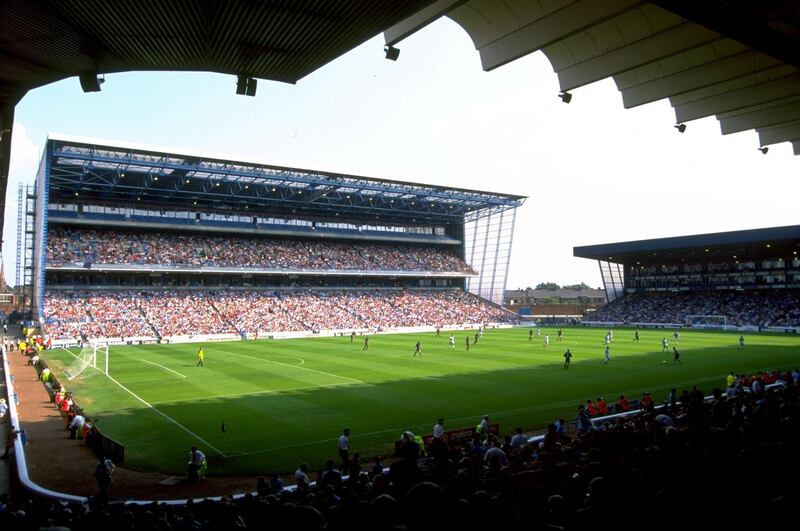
top-left (43, 327), bottom-right (800, 476)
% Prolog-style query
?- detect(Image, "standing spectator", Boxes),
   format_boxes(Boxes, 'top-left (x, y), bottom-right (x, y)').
top-left (348, 453), bottom-right (362, 481)
top-left (93, 457), bottom-right (115, 502)
top-left (269, 473), bottom-right (283, 494)
top-left (667, 388), bottom-right (677, 409)
top-left (433, 418), bottom-right (444, 440)
top-left (81, 417), bottom-right (94, 446)
top-left (510, 427), bottom-right (527, 449)
top-left (430, 417), bottom-right (446, 459)
top-left (641, 392), bottom-right (654, 411)
top-left (554, 417), bottom-right (567, 440)
top-left (294, 463), bottom-right (310, 490)
top-left (68, 412), bottom-right (85, 439)
top-left (477, 415), bottom-right (489, 437)
top-left (484, 437), bottom-right (508, 476)
top-left (338, 428), bottom-right (350, 475)
top-left (371, 457), bottom-right (384, 477)
top-left (321, 459), bottom-right (343, 490)
top-left (187, 446), bottom-right (206, 483)
top-left (576, 405), bottom-right (591, 434)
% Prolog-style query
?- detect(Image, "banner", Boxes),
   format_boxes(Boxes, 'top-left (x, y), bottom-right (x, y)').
top-left (421, 423), bottom-right (500, 446)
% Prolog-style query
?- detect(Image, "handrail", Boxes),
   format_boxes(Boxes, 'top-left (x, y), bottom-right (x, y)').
top-left (2, 346), bottom-right (88, 503)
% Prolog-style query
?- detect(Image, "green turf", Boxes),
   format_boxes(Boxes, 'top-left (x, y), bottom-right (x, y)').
top-left (42, 328), bottom-right (800, 476)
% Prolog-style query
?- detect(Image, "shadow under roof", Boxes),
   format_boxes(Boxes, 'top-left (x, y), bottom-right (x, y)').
top-left (574, 225), bottom-right (800, 264)
top-left (46, 135), bottom-right (526, 225)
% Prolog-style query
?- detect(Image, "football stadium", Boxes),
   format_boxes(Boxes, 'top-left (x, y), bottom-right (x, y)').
top-left (2, 2), bottom-right (800, 529)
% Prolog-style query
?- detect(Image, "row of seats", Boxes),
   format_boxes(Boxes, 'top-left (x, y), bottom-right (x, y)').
top-left (584, 289), bottom-right (800, 327)
top-left (46, 228), bottom-right (474, 273)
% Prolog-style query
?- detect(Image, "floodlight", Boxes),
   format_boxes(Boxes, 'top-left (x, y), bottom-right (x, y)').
top-left (674, 123), bottom-right (686, 133)
top-left (236, 76), bottom-right (257, 97)
top-left (384, 45), bottom-right (400, 61)
top-left (558, 91), bottom-right (572, 104)
top-left (758, 146), bottom-right (769, 154)
top-left (79, 72), bottom-right (104, 93)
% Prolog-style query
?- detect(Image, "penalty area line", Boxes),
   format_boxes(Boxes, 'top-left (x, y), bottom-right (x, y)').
top-left (223, 350), bottom-right (363, 384)
top-left (104, 372), bottom-right (226, 458)
top-left (140, 359), bottom-right (186, 378)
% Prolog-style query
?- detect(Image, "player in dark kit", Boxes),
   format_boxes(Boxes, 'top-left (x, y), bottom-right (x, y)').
top-left (351, 331), bottom-right (356, 343)
top-left (363, 336), bottom-right (369, 351)
top-left (465, 337), bottom-right (471, 351)
top-left (413, 341), bottom-right (422, 357)
top-left (672, 346), bottom-right (681, 364)
top-left (557, 329), bottom-right (563, 341)
top-left (529, 329), bottom-right (533, 341)
top-left (563, 349), bottom-right (572, 369)
top-left (634, 329), bottom-right (640, 342)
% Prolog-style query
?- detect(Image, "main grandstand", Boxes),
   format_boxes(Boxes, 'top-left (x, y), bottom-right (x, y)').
top-left (574, 226), bottom-right (800, 330)
top-left (28, 135), bottom-right (524, 344)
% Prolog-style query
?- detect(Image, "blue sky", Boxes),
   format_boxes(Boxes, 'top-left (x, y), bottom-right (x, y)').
top-left (5, 18), bottom-right (799, 289)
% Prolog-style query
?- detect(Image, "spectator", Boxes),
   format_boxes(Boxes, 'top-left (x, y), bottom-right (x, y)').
top-left (187, 446), bottom-right (206, 483)
top-left (93, 457), bottom-right (115, 502)
top-left (294, 462), bottom-right (311, 490)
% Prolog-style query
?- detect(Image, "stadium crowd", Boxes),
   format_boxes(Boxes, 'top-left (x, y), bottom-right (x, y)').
top-left (43, 290), bottom-right (516, 340)
top-left (584, 289), bottom-right (800, 327)
top-left (2, 363), bottom-right (797, 530)
top-left (43, 292), bottom-right (155, 340)
top-left (46, 228), bottom-right (474, 273)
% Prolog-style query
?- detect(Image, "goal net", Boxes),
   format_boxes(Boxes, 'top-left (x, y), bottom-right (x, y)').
top-left (64, 342), bottom-right (109, 380)
top-left (685, 315), bottom-right (727, 328)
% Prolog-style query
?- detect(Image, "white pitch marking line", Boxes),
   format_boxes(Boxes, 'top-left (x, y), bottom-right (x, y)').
top-left (140, 359), bottom-right (186, 378)
top-left (223, 350), bottom-right (362, 384)
top-left (104, 372), bottom-right (227, 458)
top-left (58, 346), bottom-right (225, 457)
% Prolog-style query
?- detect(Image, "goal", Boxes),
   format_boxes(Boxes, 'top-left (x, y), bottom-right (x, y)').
top-left (64, 342), bottom-right (109, 380)
top-left (685, 315), bottom-right (727, 328)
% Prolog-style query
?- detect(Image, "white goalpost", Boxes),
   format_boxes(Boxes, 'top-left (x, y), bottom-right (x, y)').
top-left (64, 342), bottom-right (109, 380)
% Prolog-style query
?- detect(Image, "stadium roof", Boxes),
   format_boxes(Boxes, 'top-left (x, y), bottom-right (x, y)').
top-left (3, 1), bottom-right (800, 238)
top-left (386, 1), bottom-right (800, 155)
top-left (0, 0), bottom-right (437, 236)
top-left (573, 225), bottom-right (800, 265)
top-left (46, 135), bottom-right (525, 225)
